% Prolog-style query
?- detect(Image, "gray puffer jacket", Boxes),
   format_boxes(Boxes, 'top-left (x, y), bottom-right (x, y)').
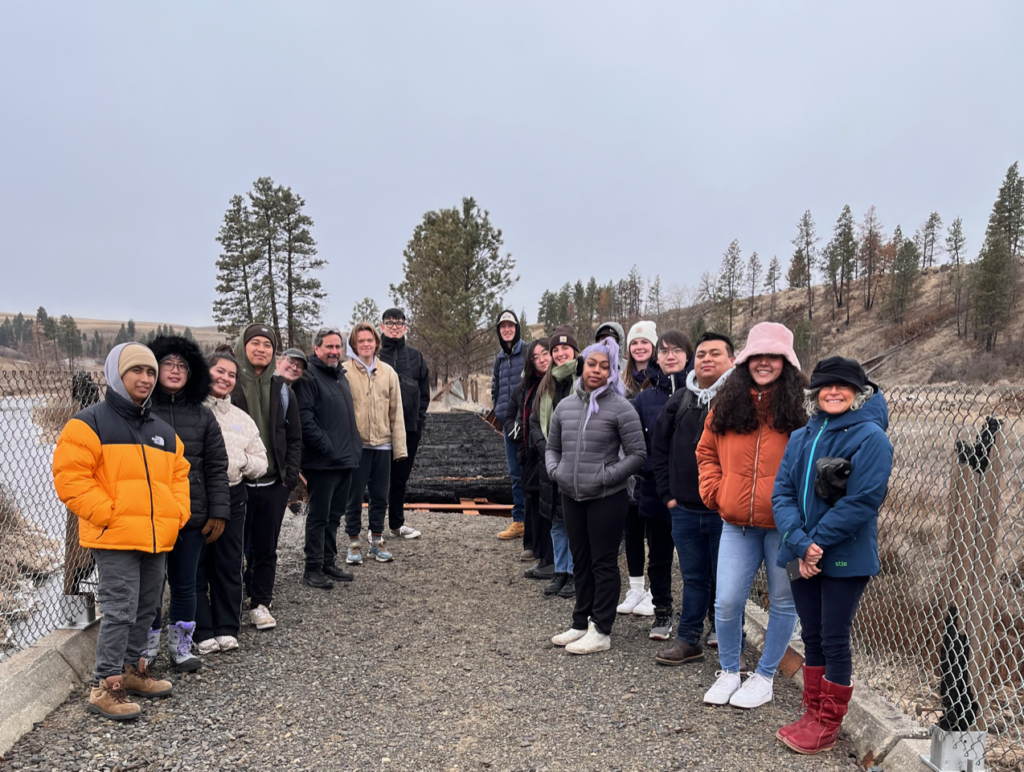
top-left (545, 383), bottom-right (647, 502)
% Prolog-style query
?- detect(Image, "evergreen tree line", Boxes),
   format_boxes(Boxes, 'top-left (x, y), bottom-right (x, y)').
top-left (212, 177), bottom-right (326, 349)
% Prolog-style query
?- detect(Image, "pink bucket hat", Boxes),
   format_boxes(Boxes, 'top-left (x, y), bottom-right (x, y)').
top-left (734, 322), bottom-right (801, 370)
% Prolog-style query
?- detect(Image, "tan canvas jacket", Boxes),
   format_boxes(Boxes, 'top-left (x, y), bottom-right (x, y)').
top-left (342, 357), bottom-right (408, 459)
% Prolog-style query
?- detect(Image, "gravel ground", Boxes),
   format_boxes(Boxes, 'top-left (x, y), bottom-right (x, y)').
top-left (5, 511), bottom-right (861, 772)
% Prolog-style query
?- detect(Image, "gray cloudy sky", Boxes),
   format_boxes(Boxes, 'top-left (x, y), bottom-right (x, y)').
top-left (1, 2), bottom-right (1021, 328)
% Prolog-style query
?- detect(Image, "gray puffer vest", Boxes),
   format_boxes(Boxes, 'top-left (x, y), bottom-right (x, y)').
top-left (545, 383), bottom-right (647, 502)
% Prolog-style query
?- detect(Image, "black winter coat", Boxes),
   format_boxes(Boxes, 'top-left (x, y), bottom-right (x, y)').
top-left (230, 375), bottom-right (302, 491)
top-left (292, 355), bottom-right (363, 471)
top-left (632, 368), bottom-right (684, 520)
top-left (149, 336), bottom-right (231, 530)
top-left (529, 374), bottom-right (574, 521)
top-left (380, 336), bottom-right (430, 435)
top-left (506, 377), bottom-right (542, 493)
top-left (651, 387), bottom-right (712, 512)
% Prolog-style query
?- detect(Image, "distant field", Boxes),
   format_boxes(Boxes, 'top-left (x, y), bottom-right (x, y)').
top-left (0, 312), bottom-right (227, 347)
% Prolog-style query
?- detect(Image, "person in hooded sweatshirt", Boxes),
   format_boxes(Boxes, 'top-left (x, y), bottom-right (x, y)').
top-left (491, 310), bottom-right (526, 540)
top-left (617, 320), bottom-right (659, 618)
top-left (547, 337), bottom-right (647, 655)
top-left (54, 343), bottom-right (188, 721)
top-left (342, 322), bottom-right (407, 564)
top-left (196, 346), bottom-right (268, 655)
top-left (231, 324), bottom-right (302, 632)
top-left (146, 334), bottom-right (230, 672)
top-left (772, 357), bottom-right (892, 756)
top-left (594, 321), bottom-right (629, 374)
top-left (629, 330), bottom-right (693, 642)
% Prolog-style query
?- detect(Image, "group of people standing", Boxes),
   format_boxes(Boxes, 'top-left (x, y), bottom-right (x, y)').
top-left (491, 312), bottom-right (893, 756)
top-left (53, 310), bottom-right (430, 721)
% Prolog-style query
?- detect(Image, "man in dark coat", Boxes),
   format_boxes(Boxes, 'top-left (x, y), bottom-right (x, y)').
top-left (491, 309), bottom-right (525, 539)
top-left (292, 327), bottom-right (363, 589)
top-left (378, 308), bottom-right (429, 540)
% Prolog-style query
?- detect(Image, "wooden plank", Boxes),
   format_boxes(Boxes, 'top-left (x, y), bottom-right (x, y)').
top-left (460, 499), bottom-right (480, 515)
top-left (404, 503), bottom-right (513, 513)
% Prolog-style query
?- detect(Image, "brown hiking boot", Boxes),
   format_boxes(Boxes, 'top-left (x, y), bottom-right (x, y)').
top-left (123, 661), bottom-right (173, 697)
top-left (654, 639), bottom-right (705, 666)
top-left (88, 678), bottom-right (141, 721)
top-left (497, 521), bottom-right (525, 540)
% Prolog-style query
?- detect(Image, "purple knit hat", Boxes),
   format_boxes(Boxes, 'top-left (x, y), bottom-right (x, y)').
top-left (579, 337), bottom-right (625, 424)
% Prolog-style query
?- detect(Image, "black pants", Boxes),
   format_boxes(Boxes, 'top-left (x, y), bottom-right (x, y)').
top-left (524, 491), bottom-right (551, 563)
top-left (790, 574), bottom-right (870, 686)
top-left (304, 468), bottom-right (354, 570)
top-left (644, 517), bottom-right (675, 613)
top-left (195, 484), bottom-right (247, 640)
top-left (624, 503), bottom-right (645, 576)
top-left (243, 483), bottom-right (291, 609)
top-left (563, 490), bottom-right (629, 635)
top-left (345, 449), bottom-right (391, 536)
top-left (388, 430), bottom-right (421, 531)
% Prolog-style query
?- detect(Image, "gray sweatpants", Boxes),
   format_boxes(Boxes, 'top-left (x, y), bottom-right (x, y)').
top-left (92, 548), bottom-right (167, 682)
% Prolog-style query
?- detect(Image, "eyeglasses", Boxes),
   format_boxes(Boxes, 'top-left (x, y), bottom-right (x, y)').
top-left (161, 360), bottom-right (189, 373)
top-left (382, 320), bottom-right (407, 328)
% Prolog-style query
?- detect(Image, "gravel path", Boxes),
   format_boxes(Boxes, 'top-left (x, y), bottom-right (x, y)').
top-left (5, 511), bottom-right (861, 772)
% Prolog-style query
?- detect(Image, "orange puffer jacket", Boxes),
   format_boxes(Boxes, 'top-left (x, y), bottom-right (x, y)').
top-left (53, 389), bottom-right (191, 552)
top-left (696, 390), bottom-right (792, 529)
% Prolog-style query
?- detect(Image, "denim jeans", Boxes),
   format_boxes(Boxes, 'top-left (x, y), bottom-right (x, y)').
top-left (671, 506), bottom-right (722, 645)
top-left (153, 526), bottom-right (206, 628)
top-left (715, 522), bottom-right (797, 679)
top-left (790, 574), bottom-right (870, 686)
top-left (550, 518), bottom-right (574, 574)
top-left (503, 433), bottom-right (525, 523)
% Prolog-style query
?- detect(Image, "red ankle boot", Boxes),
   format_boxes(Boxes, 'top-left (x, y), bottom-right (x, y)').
top-left (781, 678), bottom-right (854, 755)
top-left (775, 665), bottom-right (825, 740)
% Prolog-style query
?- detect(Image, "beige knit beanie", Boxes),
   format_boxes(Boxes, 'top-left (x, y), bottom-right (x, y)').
top-left (118, 343), bottom-right (158, 377)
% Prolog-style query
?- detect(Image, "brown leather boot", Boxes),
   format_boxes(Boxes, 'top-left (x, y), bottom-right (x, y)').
top-left (123, 661), bottom-right (173, 697)
top-left (88, 677), bottom-right (141, 721)
top-left (654, 639), bottom-right (705, 665)
top-left (497, 521), bottom-right (524, 540)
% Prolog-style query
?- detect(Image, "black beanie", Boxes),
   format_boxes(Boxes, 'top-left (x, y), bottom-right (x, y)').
top-left (243, 323), bottom-right (278, 350)
top-left (809, 356), bottom-right (871, 391)
top-left (549, 325), bottom-right (579, 355)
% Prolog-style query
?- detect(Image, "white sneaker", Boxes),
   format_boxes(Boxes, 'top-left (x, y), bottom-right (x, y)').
top-left (729, 673), bottom-right (774, 709)
top-left (703, 670), bottom-right (742, 705)
top-left (631, 590), bottom-right (655, 617)
top-left (196, 638), bottom-right (221, 655)
top-left (551, 626), bottom-right (589, 647)
top-left (565, 627), bottom-right (611, 655)
top-left (616, 587), bottom-right (646, 614)
top-left (215, 635), bottom-right (239, 652)
top-left (249, 605), bottom-right (277, 630)
top-left (391, 525), bottom-right (421, 540)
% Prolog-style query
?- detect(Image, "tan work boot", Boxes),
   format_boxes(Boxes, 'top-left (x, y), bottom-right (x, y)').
top-left (88, 677), bottom-right (141, 721)
top-left (497, 521), bottom-right (525, 540)
top-left (123, 660), bottom-right (173, 697)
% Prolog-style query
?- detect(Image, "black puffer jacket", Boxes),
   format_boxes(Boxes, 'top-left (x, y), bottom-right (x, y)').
top-left (149, 335), bottom-right (230, 529)
top-left (651, 387), bottom-right (712, 512)
top-left (506, 376), bottom-right (543, 493)
top-left (379, 336), bottom-right (430, 435)
top-left (292, 355), bottom-right (363, 471)
top-left (529, 374), bottom-right (574, 521)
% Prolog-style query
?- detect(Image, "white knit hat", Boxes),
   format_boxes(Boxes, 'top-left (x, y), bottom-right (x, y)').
top-left (627, 320), bottom-right (658, 348)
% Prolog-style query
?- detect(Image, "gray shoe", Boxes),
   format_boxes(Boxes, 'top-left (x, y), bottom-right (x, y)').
top-left (649, 611), bottom-right (673, 640)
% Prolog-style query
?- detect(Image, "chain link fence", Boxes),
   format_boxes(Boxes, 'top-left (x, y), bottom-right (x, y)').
top-left (2, 369), bottom-right (1023, 767)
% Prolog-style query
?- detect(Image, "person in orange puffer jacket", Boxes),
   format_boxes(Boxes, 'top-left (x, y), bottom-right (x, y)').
top-left (696, 322), bottom-right (808, 711)
top-left (53, 343), bottom-right (191, 721)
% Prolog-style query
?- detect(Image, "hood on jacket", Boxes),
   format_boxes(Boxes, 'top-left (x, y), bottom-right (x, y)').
top-left (104, 342), bottom-right (153, 406)
top-left (595, 321), bottom-right (626, 345)
top-left (806, 388), bottom-right (889, 434)
top-left (346, 340), bottom-right (377, 374)
top-left (646, 364), bottom-right (685, 395)
top-left (235, 331), bottom-right (277, 380)
top-left (496, 309), bottom-right (521, 355)
top-left (150, 335), bottom-right (212, 406)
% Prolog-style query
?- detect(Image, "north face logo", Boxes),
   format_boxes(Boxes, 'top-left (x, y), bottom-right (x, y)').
top-left (151, 435), bottom-right (165, 447)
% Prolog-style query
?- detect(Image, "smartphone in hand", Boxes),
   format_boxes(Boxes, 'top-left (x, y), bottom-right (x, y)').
top-left (786, 559), bottom-right (803, 582)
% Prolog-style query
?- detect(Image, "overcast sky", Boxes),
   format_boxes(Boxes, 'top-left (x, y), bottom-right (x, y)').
top-left (1, 2), bottom-right (1021, 329)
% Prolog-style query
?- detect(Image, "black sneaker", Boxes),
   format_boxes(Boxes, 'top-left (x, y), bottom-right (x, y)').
top-left (557, 576), bottom-right (576, 598)
top-left (649, 611), bottom-right (673, 640)
top-left (303, 570), bottom-right (334, 589)
top-left (524, 561), bottom-right (555, 580)
top-left (543, 572), bottom-right (569, 595)
top-left (322, 565), bottom-right (354, 582)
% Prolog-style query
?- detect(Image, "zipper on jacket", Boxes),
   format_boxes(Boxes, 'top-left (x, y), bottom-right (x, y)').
top-left (135, 426), bottom-right (157, 553)
top-left (748, 392), bottom-right (764, 526)
top-left (801, 418), bottom-right (829, 524)
top-left (572, 394), bottom-right (586, 499)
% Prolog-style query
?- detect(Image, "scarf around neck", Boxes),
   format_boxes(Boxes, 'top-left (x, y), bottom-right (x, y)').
top-left (538, 357), bottom-right (577, 440)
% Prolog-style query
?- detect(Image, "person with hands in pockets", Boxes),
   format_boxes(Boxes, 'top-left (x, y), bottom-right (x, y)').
top-left (772, 356), bottom-right (892, 756)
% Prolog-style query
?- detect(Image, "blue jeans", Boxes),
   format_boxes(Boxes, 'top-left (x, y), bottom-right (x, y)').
top-left (550, 518), bottom-right (574, 574)
top-left (715, 522), bottom-right (796, 679)
top-left (503, 434), bottom-right (525, 523)
top-left (671, 506), bottom-right (722, 645)
top-left (153, 526), bottom-right (207, 627)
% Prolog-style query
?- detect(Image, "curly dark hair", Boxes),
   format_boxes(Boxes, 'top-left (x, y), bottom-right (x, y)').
top-left (709, 361), bottom-right (808, 435)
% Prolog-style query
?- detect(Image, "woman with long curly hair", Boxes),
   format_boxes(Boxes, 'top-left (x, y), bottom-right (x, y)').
top-left (696, 322), bottom-right (808, 709)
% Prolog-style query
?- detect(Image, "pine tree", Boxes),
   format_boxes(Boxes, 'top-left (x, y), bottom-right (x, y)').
top-left (717, 240), bottom-right (743, 336)
top-left (248, 177), bottom-right (285, 344)
top-left (823, 205), bottom-right (857, 324)
top-left (584, 277), bottom-right (600, 329)
top-left (113, 323), bottom-right (130, 346)
top-left (945, 217), bottom-right (968, 335)
top-left (350, 297), bottom-right (381, 327)
top-left (858, 206), bottom-right (885, 311)
top-left (646, 274), bottom-right (663, 318)
top-left (884, 239), bottom-right (920, 324)
top-left (519, 309), bottom-right (533, 342)
top-left (58, 315), bottom-right (83, 366)
top-left (277, 186), bottom-right (325, 347)
top-left (746, 252), bottom-right (762, 317)
top-left (792, 211), bottom-right (819, 319)
top-left (988, 162), bottom-right (1024, 307)
top-left (972, 164), bottom-right (1022, 350)
top-left (0, 317), bottom-right (11, 349)
top-left (764, 256), bottom-right (781, 320)
top-left (919, 212), bottom-right (943, 269)
top-left (213, 194), bottom-right (263, 338)
top-left (390, 197), bottom-right (516, 380)
top-left (786, 251), bottom-right (807, 289)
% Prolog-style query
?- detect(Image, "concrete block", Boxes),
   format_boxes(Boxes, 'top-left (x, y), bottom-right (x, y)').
top-left (743, 600), bottom-right (928, 766)
top-left (879, 738), bottom-right (931, 771)
top-left (0, 645), bottom-right (77, 756)
top-left (53, 624), bottom-right (100, 682)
